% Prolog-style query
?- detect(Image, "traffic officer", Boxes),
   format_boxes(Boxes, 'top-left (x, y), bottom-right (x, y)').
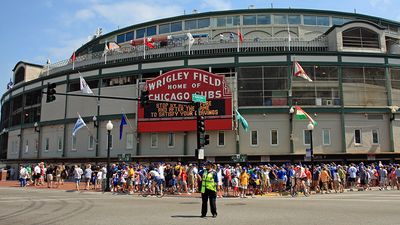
top-left (200, 161), bottom-right (218, 218)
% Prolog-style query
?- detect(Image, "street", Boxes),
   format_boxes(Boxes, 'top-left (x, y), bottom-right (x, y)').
top-left (0, 187), bottom-right (399, 225)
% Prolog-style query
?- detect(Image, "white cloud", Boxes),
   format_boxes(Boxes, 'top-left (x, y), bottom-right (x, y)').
top-left (75, 9), bottom-right (95, 20)
top-left (46, 36), bottom-right (89, 62)
top-left (73, 1), bottom-right (184, 27)
top-left (200, 0), bottom-right (232, 11)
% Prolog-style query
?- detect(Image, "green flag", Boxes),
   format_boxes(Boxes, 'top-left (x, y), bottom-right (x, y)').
top-left (235, 109), bottom-right (249, 132)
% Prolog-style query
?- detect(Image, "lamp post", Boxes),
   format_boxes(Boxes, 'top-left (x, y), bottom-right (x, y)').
top-left (34, 122), bottom-right (41, 159)
top-left (307, 122), bottom-right (314, 190)
top-left (389, 106), bottom-right (399, 121)
top-left (93, 116), bottom-right (98, 128)
top-left (105, 120), bottom-right (113, 192)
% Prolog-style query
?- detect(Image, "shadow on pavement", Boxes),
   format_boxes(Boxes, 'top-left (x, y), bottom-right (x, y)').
top-left (171, 215), bottom-right (204, 218)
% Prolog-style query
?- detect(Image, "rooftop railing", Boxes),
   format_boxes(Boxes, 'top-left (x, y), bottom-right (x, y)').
top-left (41, 37), bottom-right (328, 76)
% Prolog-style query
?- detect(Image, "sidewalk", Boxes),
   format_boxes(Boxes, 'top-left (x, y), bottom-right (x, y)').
top-left (0, 180), bottom-right (281, 197)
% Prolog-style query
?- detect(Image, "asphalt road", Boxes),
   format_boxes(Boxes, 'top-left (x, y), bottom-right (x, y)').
top-left (0, 187), bottom-right (399, 225)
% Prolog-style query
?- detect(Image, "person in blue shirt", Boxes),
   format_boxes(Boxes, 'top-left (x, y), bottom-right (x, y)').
top-left (277, 167), bottom-right (287, 193)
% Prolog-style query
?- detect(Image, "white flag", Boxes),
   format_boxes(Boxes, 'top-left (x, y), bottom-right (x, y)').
top-left (80, 76), bottom-right (94, 94)
top-left (187, 33), bottom-right (194, 55)
top-left (72, 114), bottom-right (87, 136)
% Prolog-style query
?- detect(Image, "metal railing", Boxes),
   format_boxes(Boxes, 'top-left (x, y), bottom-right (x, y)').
top-left (40, 37), bottom-right (329, 76)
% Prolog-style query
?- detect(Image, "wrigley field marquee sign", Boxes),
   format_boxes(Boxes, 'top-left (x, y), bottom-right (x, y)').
top-left (138, 68), bottom-right (233, 132)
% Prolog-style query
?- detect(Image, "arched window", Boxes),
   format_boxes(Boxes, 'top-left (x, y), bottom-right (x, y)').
top-left (14, 67), bottom-right (25, 84)
top-left (342, 27), bottom-right (380, 48)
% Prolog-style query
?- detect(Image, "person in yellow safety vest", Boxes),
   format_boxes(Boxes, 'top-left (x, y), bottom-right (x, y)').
top-left (200, 161), bottom-right (218, 218)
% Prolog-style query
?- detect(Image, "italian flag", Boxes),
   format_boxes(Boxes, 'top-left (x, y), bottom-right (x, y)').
top-left (294, 61), bottom-right (313, 82)
top-left (294, 105), bottom-right (318, 126)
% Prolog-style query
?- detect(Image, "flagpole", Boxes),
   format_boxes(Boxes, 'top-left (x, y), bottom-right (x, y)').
top-left (237, 26), bottom-right (240, 53)
top-left (287, 18), bottom-right (291, 52)
top-left (143, 33), bottom-right (146, 60)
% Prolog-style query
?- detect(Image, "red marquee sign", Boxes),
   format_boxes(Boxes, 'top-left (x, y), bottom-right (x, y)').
top-left (138, 68), bottom-right (233, 132)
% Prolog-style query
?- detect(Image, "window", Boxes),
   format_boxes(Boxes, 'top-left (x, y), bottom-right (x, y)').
top-left (274, 15), bottom-right (287, 24)
top-left (372, 130), bottom-right (379, 145)
top-left (257, 15), bottom-right (271, 24)
top-left (288, 15), bottom-right (301, 24)
top-left (25, 139), bottom-right (28, 153)
top-left (146, 26), bottom-right (156, 36)
top-left (88, 135), bottom-right (94, 150)
top-left (168, 133), bottom-right (175, 148)
top-left (171, 22), bottom-right (182, 32)
top-left (243, 15), bottom-right (257, 25)
top-left (227, 16), bottom-right (240, 26)
top-left (354, 129), bottom-right (362, 145)
top-left (185, 19), bottom-right (197, 30)
top-left (159, 23), bottom-right (170, 34)
top-left (250, 130), bottom-right (258, 146)
top-left (322, 129), bottom-right (331, 145)
top-left (316, 16), bottom-right (329, 26)
top-left (72, 136), bottom-right (77, 151)
top-left (218, 131), bottom-right (225, 146)
top-left (332, 17), bottom-right (344, 25)
top-left (303, 15), bottom-right (316, 25)
top-left (44, 138), bottom-right (49, 151)
top-left (270, 129), bottom-right (278, 146)
top-left (198, 18), bottom-right (210, 28)
top-left (57, 136), bottom-right (63, 151)
top-left (150, 133), bottom-right (158, 148)
top-left (342, 27), bottom-right (380, 48)
top-left (216, 17), bottom-right (226, 27)
top-left (125, 32), bottom-right (134, 41)
top-left (303, 130), bottom-right (311, 145)
top-left (117, 34), bottom-right (125, 43)
top-left (108, 134), bottom-right (113, 150)
top-left (136, 28), bottom-right (145, 38)
top-left (126, 133), bottom-right (134, 149)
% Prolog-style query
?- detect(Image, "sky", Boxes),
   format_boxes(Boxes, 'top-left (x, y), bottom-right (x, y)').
top-left (1, 0), bottom-right (399, 93)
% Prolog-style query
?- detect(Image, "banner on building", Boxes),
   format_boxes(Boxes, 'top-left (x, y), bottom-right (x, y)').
top-left (138, 68), bottom-right (233, 132)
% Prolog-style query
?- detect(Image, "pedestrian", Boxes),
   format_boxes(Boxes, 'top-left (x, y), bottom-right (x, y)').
top-left (84, 164), bottom-right (92, 190)
top-left (19, 165), bottom-right (28, 187)
top-left (199, 161), bottom-right (218, 218)
top-left (46, 164), bottom-right (54, 188)
top-left (239, 168), bottom-right (249, 198)
top-left (33, 163), bottom-right (41, 186)
top-left (73, 165), bottom-right (83, 191)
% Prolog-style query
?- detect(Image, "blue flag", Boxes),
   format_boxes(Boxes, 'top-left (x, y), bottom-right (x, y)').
top-left (235, 109), bottom-right (249, 132)
top-left (6, 79), bottom-right (13, 90)
top-left (119, 114), bottom-right (127, 140)
top-left (72, 115), bottom-right (86, 136)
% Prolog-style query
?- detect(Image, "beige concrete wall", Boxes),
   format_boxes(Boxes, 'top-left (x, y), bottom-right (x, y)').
top-left (41, 84), bottom-right (66, 121)
top-left (7, 129), bottom-right (20, 159)
top-left (66, 88), bottom-right (99, 118)
top-left (238, 114), bottom-right (291, 155)
top-left (21, 128), bottom-right (38, 159)
top-left (99, 84), bottom-right (137, 115)
top-left (345, 114), bottom-right (390, 153)
top-left (293, 114), bottom-right (342, 154)
top-left (393, 120), bottom-right (400, 153)
top-left (25, 66), bottom-right (43, 82)
top-left (40, 125), bottom-right (64, 158)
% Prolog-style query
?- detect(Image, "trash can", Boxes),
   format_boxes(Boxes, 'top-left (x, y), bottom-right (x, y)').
top-left (0, 170), bottom-right (7, 181)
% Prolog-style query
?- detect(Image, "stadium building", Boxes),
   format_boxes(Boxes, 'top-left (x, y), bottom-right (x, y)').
top-left (2, 8), bottom-right (400, 164)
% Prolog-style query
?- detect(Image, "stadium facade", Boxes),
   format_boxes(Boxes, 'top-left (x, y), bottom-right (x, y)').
top-left (2, 8), bottom-right (400, 164)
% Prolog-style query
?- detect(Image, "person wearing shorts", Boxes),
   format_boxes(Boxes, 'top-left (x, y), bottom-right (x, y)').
top-left (239, 169), bottom-right (249, 198)
top-left (73, 165), bottom-right (83, 191)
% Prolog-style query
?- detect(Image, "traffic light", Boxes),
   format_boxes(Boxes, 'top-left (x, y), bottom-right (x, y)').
top-left (46, 82), bottom-right (56, 103)
top-left (204, 134), bottom-right (210, 146)
top-left (197, 115), bottom-right (205, 133)
top-left (140, 90), bottom-right (150, 106)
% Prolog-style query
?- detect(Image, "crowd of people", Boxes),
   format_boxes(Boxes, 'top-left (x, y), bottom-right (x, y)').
top-left (14, 161), bottom-right (400, 196)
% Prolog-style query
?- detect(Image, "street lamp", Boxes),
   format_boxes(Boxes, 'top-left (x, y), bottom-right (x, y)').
top-left (34, 122), bottom-right (40, 133)
top-left (389, 105), bottom-right (399, 121)
top-left (93, 116), bottom-right (98, 128)
top-left (307, 122), bottom-right (314, 191)
top-left (105, 120), bottom-right (113, 192)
